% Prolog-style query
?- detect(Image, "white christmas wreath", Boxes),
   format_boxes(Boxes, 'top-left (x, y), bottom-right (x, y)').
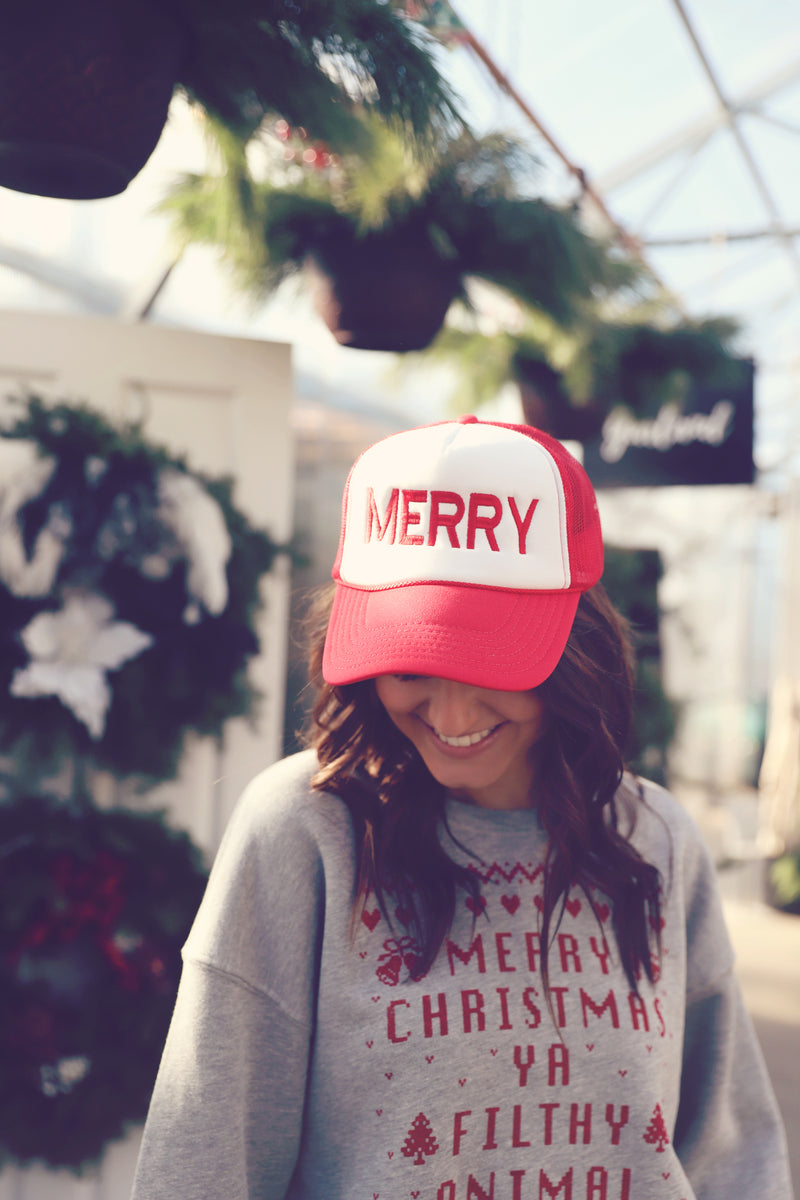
top-left (0, 395), bottom-right (283, 783)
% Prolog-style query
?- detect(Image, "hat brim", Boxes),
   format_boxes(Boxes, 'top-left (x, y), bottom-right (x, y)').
top-left (322, 581), bottom-right (580, 692)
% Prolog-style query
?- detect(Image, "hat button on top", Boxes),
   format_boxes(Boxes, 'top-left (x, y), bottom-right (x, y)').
top-left (457, 414), bottom-right (479, 424)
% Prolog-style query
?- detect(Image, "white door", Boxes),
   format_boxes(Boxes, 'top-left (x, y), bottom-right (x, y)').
top-left (0, 309), bottom-right (295, 1200)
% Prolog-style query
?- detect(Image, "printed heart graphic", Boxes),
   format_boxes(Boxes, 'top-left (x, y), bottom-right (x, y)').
top-left (388, 1151), bottom-right (394, 1159)
top-left (385, 1072), bottom-right (393, 1080)
top-left (501, 894), bottom-right (521, 914)
top-left (662, 1173), bottom-right (670, 1180)
top-left (395, 905), bottom-right (413, 927)
top-left (412, 1192), bottom-right (420, 1198)
top-left (361, 908), bottom-right (381, 931)
top-left (366, 1040), bottom-right (374, 1049)
top-left (566, 897), bottom-right (582, 917)
top-left (425, 1054), bottom-right (435, 1063)
top-left (533, 895), bottom-right (544, 911)
top-left (490, 1048), bottom-right (498, 1056)
top-left (466, 895), bottom-right (487, 915)
top-left (359, 951), bottom-right (368, 959)
top-left (376, 1109), bottom-right (383, 1117)
top-left (459, 1078), bottom-right (467, 1087)
top-left (596, 902), bottom-right (610, 923)
top-left (586, 1044), bottom-right (595, 1052)
top-left (618, 1069), bottom-right (627, 1077)
top-left (371, 996), bottom-right (381, 1003)
top-left (374, 1194), bottom-right (379, 1199)
top-left (646, 1045), bottom-right (653, 1053)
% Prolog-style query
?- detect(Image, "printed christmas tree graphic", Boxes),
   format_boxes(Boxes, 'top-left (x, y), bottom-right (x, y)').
top-left (401, 1113), bottom-right (439, 1164)
top-left (643, 1103), bottom-right (670, 1152)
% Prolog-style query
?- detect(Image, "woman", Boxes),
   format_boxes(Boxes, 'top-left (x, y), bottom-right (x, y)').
top-left (132, 417), bottom-right (791, 1200)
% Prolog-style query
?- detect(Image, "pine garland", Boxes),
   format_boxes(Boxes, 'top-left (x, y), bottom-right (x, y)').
top-left (0, 792), bottom-right (207, 1170)
top-left (169, 0), bottom-right (462, 150)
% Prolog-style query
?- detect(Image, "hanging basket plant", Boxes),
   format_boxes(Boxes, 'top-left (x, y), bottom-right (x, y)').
top-left (554, 314), bottom-right (743, 419)
top-left (306, 219), bottom-right (462, 351)
top-left (419, 306), bottom-right (741, 436)
top-left (0, 0), bottom-right (460, 199)
top-left (0, 791), bottom-right (208, 1170)
top-left (162, 121), bottom-right (640, 352)
top-left (0, 395), bottom-right (283, 785)
top-left (0, 0), bottom-right (186, 199)
top-left (513, 353), bottom-right (605, 443)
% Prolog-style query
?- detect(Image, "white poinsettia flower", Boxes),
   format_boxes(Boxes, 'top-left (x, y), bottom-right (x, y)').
top-left (0, 438), bottom-right (70, 597)
top-left (10, 592), bottom-right (154, 739)
top-left (156, 468), bottom-right (232, 618)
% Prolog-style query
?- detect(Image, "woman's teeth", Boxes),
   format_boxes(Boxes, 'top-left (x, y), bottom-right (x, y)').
top-left (434, 727), bottom-right (495, 747)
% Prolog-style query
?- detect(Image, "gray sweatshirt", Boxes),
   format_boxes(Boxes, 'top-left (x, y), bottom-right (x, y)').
top-left (131, 749), bottom-right (792, 1200)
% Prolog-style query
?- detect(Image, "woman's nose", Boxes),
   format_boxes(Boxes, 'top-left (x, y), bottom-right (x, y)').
top-left (424, 679), bottom-right (483, 733)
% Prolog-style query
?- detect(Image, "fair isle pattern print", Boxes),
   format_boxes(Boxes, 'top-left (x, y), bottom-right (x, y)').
top-left (354, 851), bottom-right (687, 1200)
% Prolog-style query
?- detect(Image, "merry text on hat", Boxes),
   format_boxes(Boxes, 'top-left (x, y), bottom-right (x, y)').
top-left (365, 488), bottom-right (540, 554)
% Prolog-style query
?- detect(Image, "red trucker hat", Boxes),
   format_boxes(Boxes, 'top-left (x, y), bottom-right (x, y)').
top-left (322, 416), bottom-right (604, 691)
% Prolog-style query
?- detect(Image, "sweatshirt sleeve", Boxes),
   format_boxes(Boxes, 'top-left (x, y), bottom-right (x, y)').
top-left (130, 961), bottom-right (310, 1200)
top-left (674, 971), bottom-right (793, 1200)
top-left (130, 752), bottom-right (336, 1200)
top-left (670, 816), bottom-right (793, 1200)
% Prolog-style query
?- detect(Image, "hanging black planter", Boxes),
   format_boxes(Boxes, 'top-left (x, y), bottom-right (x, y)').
top-left (306, 227), bottom-right (461, 353)
top-left (514, 353), bottom-right (605, 442)
top-left (0, 0), bottom-right (186, 200)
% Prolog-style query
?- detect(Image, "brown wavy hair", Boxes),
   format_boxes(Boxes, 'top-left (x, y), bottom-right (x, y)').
top-left (304, 582), bottom-right (663, 997)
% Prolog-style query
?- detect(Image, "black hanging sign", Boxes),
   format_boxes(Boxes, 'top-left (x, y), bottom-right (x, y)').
top-left (582, 359), bottom-right (755, 487)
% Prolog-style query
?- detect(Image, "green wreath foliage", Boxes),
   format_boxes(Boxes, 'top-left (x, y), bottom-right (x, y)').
top-left (0, 395), bottom-right (283, 784)
top-left (0, 792), bottom-right (208, 1171)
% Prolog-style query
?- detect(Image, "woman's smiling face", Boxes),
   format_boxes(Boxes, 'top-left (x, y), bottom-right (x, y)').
top-left (373, 674), bottom-right (547, 810)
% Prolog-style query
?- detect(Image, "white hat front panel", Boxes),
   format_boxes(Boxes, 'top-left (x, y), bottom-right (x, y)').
top-left (337, 423), bottom-right (572, 591)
